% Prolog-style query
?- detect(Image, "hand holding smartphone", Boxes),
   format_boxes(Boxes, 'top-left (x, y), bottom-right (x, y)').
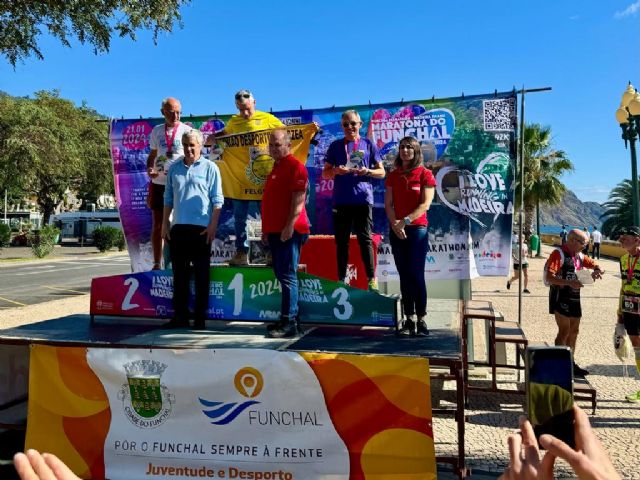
top-left (499, 407), bottom-right (621, 480)
top-left (525, 346), bottom-right (575, 449)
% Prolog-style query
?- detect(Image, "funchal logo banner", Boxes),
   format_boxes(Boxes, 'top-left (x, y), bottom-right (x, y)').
top-left (26, 345), bottom-right (435, 479)
top-left (109, 92), bottom-right (516, 278)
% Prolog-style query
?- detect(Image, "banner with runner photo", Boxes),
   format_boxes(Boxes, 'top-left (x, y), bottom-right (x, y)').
top-left (310, 93), bottom-right (516, 278)
top-left (109, 112), bottom-right (313, 271)
top-left (26, 345), bottom-right (435, 480)
top-left (109, 92), bottom-right (516, 277)
top-left (110, 115), bottom-right (229, 272)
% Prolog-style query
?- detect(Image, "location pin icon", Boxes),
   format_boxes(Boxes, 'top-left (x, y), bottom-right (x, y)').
top-left (240, 373), bottom-right (257, 397)
top-left (234, 367), bottom-right (263, 398)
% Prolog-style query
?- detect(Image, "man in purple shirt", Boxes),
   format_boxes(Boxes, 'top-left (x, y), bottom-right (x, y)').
top-left (322, 110), bottom-right (385, 290)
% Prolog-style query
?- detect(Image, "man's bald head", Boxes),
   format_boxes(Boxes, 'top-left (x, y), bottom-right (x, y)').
top-left (567, 229), bottom-right (588, 254)
top-left (268, 128), bottom-right (291, 162)
top-left (161, 97), bottom-right (182, 126)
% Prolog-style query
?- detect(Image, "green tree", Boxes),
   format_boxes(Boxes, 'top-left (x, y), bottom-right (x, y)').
top-left (74, 103), bottom-right (115, 206)
top-left (515, 124), bottom-right (573, 247)
top-left (601, 179), bottom-right (635, 238)
top-left (0, 91), bottom-right (112, 223)
top-left (0, 1), bottom-right (189, 66)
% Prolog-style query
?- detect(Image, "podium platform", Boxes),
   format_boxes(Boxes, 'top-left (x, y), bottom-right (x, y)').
top-left (0, 299), bottom-right (468, 478)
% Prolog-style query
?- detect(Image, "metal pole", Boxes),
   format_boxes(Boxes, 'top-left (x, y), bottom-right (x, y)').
top-left (629, 132), bottom-right (640, 226)
top-left (3, 189), bottom-right (7, 224)
top-left (536, 198), bottom-right (542, 257)
top-left (518, 88), bottom-right (526, 326)
top-left (508, 86), bottom-right (551, 326)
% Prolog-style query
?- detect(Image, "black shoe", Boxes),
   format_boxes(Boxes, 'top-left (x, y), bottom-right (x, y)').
top-left (506, 282), bottom-right (511, 290)
top-left (573, 363), bottom-right (589, 377)
top-left (266, 319), bottom-right (299, 339)
top-left (523, 289), bottom-right (530, 294)
top-left (295, 315), bottom-right (306, 335)
top-left (266, 318), bottom-right (285, 332)
top-left (399, 319), bottom-right (416, 336)
top-left (416, 318), bottom-right (429, 337)
top-left (161, 318), bottom-right (189, 329)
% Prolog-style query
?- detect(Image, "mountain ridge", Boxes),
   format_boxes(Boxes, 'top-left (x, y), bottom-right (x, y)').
top-left (537, 190), bottom-right (605, 228)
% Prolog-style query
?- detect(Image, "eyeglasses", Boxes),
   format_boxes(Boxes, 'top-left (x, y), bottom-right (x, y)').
top-left (399, 144), bottom-right (413, 150)
top-left (342, 121), bottom-right (360, 128)
top-left (235, 93), bottom-right (252, 100)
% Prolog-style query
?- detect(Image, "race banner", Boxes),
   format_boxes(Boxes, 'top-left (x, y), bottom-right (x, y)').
top-left (109, 111), bottom-right (313, 272)
top-left (216, 124), bottom-right (319, 200)
top-left (26, 345), bottom-right (435, 479)
top-left (90, 268), bottom-right (397, 327)
top-left (109, 92), bottom-right (516, 277)
top-left (310, 94), bottom-right (516, 279)
top-left (110, 114), bottom-right (227, 272)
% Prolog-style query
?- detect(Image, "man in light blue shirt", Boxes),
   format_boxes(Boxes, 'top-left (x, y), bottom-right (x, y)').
top-left (162, 129), bottom-right (223, 329)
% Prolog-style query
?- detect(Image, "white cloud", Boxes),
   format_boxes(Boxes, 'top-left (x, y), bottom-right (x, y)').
top-left (615, 1), bottom-right (640, 18)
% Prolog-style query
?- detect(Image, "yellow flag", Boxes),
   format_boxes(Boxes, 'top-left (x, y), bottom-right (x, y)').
top-left (215, 123), bottom-right (318, 200)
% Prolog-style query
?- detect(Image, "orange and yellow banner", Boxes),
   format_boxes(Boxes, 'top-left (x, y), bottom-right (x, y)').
top-left (214, 123), bottom-right (318, 200)
top-left (26, 345), bottom-right (435, 479)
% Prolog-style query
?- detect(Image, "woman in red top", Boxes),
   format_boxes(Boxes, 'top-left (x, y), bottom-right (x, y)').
top-left (384, 137), bottom-right (436, 336)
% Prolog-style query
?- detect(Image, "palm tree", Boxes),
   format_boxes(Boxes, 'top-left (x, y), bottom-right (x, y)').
top-left (515, 124), bottom-right (573, 253)
top-left (601, 179), bottom-right (634, 238)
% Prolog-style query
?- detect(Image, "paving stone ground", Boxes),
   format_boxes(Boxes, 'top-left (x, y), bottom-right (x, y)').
top-left (1, 244), bottom-right (638, 479)
top-left (436, 244), bottom-right (640, 479)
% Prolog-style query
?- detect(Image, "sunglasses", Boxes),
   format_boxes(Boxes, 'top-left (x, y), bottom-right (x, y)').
top-left (342, 121), bottom-right (360, 128)
top-left (235, 93), bottom-right (251, 100)
top-left (399, 144), bottom-right (413, 150)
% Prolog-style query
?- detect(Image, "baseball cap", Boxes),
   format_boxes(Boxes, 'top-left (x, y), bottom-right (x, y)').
top-left (234, 89), bottom-right (253, 101)
top-left (621, 226), bottom-right (640, 237)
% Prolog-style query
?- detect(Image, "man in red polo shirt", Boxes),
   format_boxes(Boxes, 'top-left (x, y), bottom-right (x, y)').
top-left (261, 128), bottom-right (310, 338)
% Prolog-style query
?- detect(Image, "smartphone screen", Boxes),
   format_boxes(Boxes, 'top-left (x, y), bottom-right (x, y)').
top-left (526, 346), bottom-right (575, 448)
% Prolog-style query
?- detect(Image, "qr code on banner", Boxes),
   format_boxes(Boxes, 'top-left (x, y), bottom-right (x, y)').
top-left (483, 98), bottom-right (516, 131)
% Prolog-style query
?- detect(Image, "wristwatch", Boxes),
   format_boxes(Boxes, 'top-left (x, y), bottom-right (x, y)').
top-left (403, 216), bottom-right (411, 225)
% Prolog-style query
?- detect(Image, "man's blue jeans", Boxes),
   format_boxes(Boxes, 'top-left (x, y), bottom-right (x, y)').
top-left (389, 226), bottom-right (429, 317)
top-left (268, 232), bottom-right (308, 319)
top-left (233, 199), bottom-right (260, 253)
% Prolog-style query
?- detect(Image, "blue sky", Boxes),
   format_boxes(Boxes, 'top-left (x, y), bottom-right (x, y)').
top-left (1, 0), bottom-right (638, 204)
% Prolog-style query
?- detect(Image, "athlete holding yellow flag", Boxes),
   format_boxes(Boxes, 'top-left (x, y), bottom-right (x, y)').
top-left (207, 90), bottom-right (284, 266)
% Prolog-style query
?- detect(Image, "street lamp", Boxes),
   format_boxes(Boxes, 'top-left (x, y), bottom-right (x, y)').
top-left (616, 82), bottom-right (640, 227)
